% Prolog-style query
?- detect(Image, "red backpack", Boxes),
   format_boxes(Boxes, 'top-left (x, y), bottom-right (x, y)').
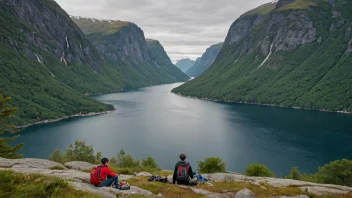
top-left (177, 162), bottom-right (190, 180)
top-left (90, 166), bottom-right (104, 185)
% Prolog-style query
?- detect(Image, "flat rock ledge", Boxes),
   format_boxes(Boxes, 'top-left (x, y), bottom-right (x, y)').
top-left (1, 158), bottom-right (352, 197)
top-left (64, 161), bottom-right (95, 171)
top-left (0, 157), bottom-right (66, 169)
top-left (202, 173), bottom-right (352, 195)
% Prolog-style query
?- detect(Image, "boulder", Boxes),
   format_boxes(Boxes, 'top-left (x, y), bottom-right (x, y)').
top-left (280, 196), bottom-right (310, 198)
top-left (64, 161), bottom-right (95, 171)
top-left (136, 172), bottom-right (152, 177)
top-left (235, 188), bottom-right (256, 198)
top-left (0, 157), bottom-right (66, 170)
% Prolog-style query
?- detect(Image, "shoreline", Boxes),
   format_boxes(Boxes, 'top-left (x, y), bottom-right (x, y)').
top-left (174, 93), bottom-right (352, 115)
top-left (16, 110), bottom-right (116, 129)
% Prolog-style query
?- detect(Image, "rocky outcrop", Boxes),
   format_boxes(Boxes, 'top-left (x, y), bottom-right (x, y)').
top-left (186, 42), bottom-right (223, 77)
top-left (298, 186), bottom-right (350, 195)
top-left (235, 188), bottom-right (256, 198)
top-left (0, 157), bottom-right (66, 170)
top-left (224, 3), bottom-right (316, 56)
top-left (64, 161), bottom-right (95, 171)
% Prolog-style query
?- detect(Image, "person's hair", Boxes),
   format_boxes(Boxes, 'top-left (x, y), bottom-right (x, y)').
top-left (180, 153), bottom-right (186, 161)
top-left (101, 157), bottom-right (109, 164)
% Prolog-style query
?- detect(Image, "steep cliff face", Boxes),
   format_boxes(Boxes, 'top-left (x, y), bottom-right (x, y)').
top-left (72, 17), bottom-right (150, 63)
top-left (146, 39), bottom-right (189, 81)
top-left (0, 0), bottom-right (119, 125)
top-left (173, 0), bottom-right (352, 113)
top-left (72, 17), bottom-right (189, 84)
top-left (186, 42), bottom-right (223, 77)
top-left (175, 58), bottom-right (195, 72)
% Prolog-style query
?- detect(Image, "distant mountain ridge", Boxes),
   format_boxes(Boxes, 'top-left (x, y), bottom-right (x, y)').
top-left (173, 0), bottom-right (352, 113)
top-left (175, 58), bottom-right (195, 73)
top-left (186, 42), bottom-right (223, 77)
top-left (72, 17), bottom-right (189, 85)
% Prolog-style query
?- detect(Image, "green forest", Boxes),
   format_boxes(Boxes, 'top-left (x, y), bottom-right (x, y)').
top-left (173, 0), bottom-right (352, 113)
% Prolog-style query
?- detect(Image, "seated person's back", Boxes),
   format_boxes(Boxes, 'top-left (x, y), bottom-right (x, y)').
top-left (173, 153), bottom-right (196, 185)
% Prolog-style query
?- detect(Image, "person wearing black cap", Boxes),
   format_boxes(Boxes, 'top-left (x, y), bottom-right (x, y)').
top-left (173, 153), bottom-right (196, 185)
top-left (96, 157), bottom-right (119, 187)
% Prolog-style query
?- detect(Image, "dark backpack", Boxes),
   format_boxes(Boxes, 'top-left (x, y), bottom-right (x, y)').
top-left (90, 166), bottom-right (104, 185)
top-left (177, 162), bottom-right (190, 180)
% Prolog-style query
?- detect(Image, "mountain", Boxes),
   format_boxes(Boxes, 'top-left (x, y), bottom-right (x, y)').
top-left (0, 0), bottom-right (123, 125)
top-left (175, 58), bottom-right (195, 72)
top-left (146, 39), bottom-right (189, 82)
top-left (185, 42), bottom-right (223, 77)
top-left (173, 0), bottom-right (352, 113)
top-left (71, 17), bottom-right (189, 85)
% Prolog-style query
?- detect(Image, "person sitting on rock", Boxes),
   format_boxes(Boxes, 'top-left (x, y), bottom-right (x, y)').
top-left (173, 153), bottom-right (197, 185)
top-left (90, 157), bottom-right (119, 188)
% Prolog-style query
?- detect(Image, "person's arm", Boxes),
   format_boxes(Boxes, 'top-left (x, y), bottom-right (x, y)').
top-left (173, 163), bottom-right (178, 184)
top-left (189, 164), bottom-right (194, 179)
top-left (103, 167), bottom-right (118, 177)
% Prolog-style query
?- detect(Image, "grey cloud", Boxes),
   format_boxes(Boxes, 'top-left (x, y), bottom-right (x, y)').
top-left (55, 0), bottom-right (271, 62)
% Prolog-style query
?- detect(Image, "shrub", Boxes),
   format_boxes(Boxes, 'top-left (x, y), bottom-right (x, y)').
top-left (197, 157), bottom-right (226, 173)
top-left (243, 164), bottom-right (275, 178)
top-left (315, 159), bottom-right (352, 187)
top-left (116, 149), bottom-right (139, 168)
top-left (116, 168), bottom-right (134, 175)
top-left (142, 157), bottom-right (159, 169)
top-left (284, 167), bottom-right (302, 180)
top-left (65, 141), bottom-right (96, 163)
top-left (48, 149), bottom-right (66, 163)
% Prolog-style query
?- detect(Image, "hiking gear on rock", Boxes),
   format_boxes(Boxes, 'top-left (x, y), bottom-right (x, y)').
top-left (177, 162), bottom-right (190, 180)
top-left (90, 166), bottom-right (104, 185)
top-left (147, 175), bottom-right (168, 183)
top-left (117, 182), bottom-right (131, 190)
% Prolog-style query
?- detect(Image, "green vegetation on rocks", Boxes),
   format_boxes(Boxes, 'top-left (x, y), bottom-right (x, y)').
top-left (243, 164), bottom-right (276, 177)
top-left (197, 157), bottom-right (227, 173)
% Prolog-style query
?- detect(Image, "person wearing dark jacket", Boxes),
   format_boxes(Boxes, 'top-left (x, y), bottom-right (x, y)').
top-left (173, 153), bottom-right (197, 185)
top-left (97, 158), bottom-right (119, 187)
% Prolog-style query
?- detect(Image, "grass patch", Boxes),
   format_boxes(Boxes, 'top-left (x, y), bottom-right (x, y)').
top-left (277, 0), bottom-right (317, 11)
top-left (126, 177), bottom-right (204, 198)
top-left (49, 165), bottom-right (65, 170)
top-left (0, 170), bottom-right (99, 198)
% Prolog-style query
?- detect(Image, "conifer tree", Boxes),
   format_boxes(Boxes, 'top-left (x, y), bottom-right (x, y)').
top-left (0, 94), bottom-right (23, 159)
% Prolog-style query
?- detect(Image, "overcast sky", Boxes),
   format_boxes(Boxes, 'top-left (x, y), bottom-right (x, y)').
top-left (55, 0), bottom-right (271, 63)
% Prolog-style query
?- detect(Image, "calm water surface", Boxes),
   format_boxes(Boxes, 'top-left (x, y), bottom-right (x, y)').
top-left (11, 83), bottom-right (352, 176)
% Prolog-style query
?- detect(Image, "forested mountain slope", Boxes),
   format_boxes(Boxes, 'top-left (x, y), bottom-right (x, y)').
top-left (173, 0), bottom-right (352, 113)
top-left (0, 0), bottom-right (119, 125)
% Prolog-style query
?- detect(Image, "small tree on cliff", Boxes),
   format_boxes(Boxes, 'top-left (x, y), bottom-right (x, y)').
top-left (65, 140), bottom-right (95, 163)
top-left (0, 94), bottom-right (23, 159)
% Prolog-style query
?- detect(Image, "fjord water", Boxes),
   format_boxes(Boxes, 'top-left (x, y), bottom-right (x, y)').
top-left (12, 83), bottom-right (352, 176)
